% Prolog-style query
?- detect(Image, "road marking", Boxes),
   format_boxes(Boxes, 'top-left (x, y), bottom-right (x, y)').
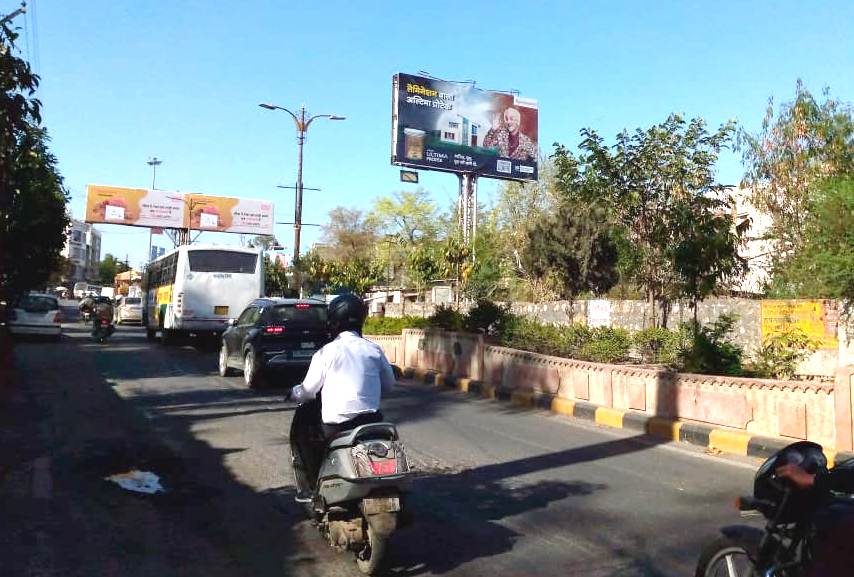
top-left (648, 417), bottom-right (683, 441)
top-left (595, 407), bottom-right (625, 429)
top-left (709, 429), bottom-right (752, 456)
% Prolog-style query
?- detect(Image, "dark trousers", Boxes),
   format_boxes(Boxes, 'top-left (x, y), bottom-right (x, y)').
top-left (810, 499), bottom-right (854, 577)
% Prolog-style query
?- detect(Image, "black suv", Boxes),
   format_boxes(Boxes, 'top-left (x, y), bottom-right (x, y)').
top-left (218, 298), bottom-right (330, 388)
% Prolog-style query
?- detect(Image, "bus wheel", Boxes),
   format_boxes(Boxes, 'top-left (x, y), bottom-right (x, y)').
top-left (146, 328), bottom-right (156, 341)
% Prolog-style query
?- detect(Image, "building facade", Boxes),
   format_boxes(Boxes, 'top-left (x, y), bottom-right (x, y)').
top-left (61, 219), bottom-right (101, 283)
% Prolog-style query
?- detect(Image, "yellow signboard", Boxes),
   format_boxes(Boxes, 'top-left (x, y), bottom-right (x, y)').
top-left (760, 300), bottom-right (839, 349)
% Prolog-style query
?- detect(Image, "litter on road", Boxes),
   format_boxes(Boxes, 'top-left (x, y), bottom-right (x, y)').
top-left (105, 470), bottom-right (165, 494)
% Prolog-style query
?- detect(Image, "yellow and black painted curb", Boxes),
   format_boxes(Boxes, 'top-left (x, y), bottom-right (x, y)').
top-left (400, 366), bottom-right (854, 467)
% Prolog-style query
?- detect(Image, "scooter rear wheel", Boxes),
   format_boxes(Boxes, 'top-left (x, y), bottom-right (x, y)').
top-left (355, 523), bottom-right (387, 575)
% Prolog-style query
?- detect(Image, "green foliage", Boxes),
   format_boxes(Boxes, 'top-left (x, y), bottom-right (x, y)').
top-left (633, 327), bottom-right (681, 365)
top-left (677, 314), bottom-right (745, 376)
top-left (263, 255), bottom-right (293, 297)
top-left (363, 316), bottom-right (429, 335)
top-left (98, 254), bottom-right (130, 286)
top-left (407, 243), bottom-right (442, 298)
top-left (579, 328), bottom-right (632, 364)
top-left (320, 206), bottom-right (377, 261)
top-left (368, 188), bottom-right (441, 244)
top-left (748, 329), bottom-right (818, 380)
top-left (1, 23), bottom-right (69, 305)
top-left (768, 177), bottom-right (854, 302)
top-left (555, 114), bottom-right (741, 324)
top-left (463, 299), bottom-right (511, 335)
top-left (294, 250), bottom-right (381, 295)
top-left (739, 81), bottom-right (854, 256)
top-left (523, 201), bottom-right (619, 300)
top-left (427, 304), bottom-right (465, 331)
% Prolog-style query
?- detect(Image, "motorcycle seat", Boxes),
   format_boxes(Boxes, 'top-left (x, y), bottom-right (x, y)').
top-left (327, 423), bottom-right (398, 450)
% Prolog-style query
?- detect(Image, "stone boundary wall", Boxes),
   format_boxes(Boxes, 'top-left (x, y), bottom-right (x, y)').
top-left (367, 329), bottom-right (853, 451)
top-left (380, 298), bottom-right (851, 378)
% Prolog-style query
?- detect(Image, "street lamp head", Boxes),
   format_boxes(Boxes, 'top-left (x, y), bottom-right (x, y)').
top-left (147, 157), bottom-right (162, 166)
top-left (258, 103), bottom-right (277, 110)
top-left (329, 115), bottom-right (346, 121)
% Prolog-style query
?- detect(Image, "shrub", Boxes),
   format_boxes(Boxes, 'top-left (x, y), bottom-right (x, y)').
top-left (676, 314), bottom-right (744, 376)
top-left (579, 327), bottom-right (632, 363)
top-left (427, 304), bottom-right (465, 331)
top-left (748, 329), bottom-right (818, 379)
top-left (363, 316), bottom-right (429, 335)
top-left (464, 299), bottom-right (511, 335)
top-left (633, 327), bottom-right (681, 365)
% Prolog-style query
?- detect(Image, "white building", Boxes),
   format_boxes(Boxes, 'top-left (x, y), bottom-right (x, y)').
top-left (61, 219), bottom-right (101, 282)
top-left (729, 186), bottom-right (774, 295)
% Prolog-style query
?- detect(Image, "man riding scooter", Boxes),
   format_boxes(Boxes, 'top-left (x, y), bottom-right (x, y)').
top-left (287, 293), bottom-right (397, 500)
top-left (90, 296), bottom-right (115, 340)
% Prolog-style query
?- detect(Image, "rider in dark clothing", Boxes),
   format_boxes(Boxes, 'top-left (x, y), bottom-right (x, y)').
top-left (777, 463), bottom-right (854, 577)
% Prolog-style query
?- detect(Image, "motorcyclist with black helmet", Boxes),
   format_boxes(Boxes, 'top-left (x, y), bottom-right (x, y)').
top-left (777, 462), bottom-right (854, 576)
top-left (287, 293), bottom-right (396, 497)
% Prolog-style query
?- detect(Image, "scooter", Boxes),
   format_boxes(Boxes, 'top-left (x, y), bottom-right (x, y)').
top-left (289, 404), bottom-right (413, 574)
top-left (92, 318), bottom-right (115, 343)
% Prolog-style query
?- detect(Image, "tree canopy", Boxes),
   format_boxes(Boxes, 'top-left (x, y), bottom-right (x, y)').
top-left (0, 22), bottom-right (69, 305)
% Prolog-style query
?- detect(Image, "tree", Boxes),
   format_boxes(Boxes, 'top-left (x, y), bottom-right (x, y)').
top-left (263, 255), bottom-right (293, 297)
top-left (407, 243), bottom-right (442, 301)
top-left (247, 235), bottom-right (280, 250)
top-left (320, 206), bottom-right (377, 261)
top-left (367, 188), bottom-right (440, 244)
top-left (739, 81), bottom-right (854, 256)
top-left (769, 177), bottom-right (854, 302)
top-left (0, 22), bottom-right (69, 308)
top-left (98, 254), bottom-right (130, 286)
top-left (556, 114), bottom-right (742, 326)
top-left (523, 201), bottom-right (619, 302)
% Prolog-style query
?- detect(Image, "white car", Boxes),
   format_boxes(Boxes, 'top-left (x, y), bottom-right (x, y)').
top-left (9, 293), bottom-right (62, 338)
top-left (114, 296), bottom-right (143, 324)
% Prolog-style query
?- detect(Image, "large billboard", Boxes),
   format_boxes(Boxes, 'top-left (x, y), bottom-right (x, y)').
top-left (184, 194), bottom-right (274, 234)
top-left (85, 185), bottom-right (274, 235)
top-left (391, 72), bottom-right (538, 181)
top-left (86, 185), bottom-right (185, 228)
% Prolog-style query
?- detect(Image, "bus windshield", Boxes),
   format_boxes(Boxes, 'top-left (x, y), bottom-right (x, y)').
top-left (187, 250), bottom-right (257, 274)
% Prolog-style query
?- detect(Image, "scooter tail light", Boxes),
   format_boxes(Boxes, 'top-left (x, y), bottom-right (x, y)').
top-left (369, 460), bottom-right (398, 475)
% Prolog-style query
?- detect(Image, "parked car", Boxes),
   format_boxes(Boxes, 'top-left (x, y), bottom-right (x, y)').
top-left (114, 296), bottom-right (143, 324)
top-left (8, 293), bottom-right (62, 339)
top-left (219, 298), bottom-right (330, 388)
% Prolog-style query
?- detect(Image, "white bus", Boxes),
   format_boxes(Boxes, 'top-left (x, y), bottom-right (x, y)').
top-left (142, 244), bottom-right (264, 343)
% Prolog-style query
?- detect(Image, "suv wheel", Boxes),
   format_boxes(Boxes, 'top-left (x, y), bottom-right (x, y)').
top-left (219, 343), bottom-right (234, 377)
top-left (244, 349), bottom-right (264, 389)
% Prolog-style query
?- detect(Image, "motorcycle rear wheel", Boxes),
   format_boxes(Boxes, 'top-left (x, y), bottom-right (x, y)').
top-left (355, 523), bottom-right (387, 575)
top-left (695, 536), bottom-right (756, 577)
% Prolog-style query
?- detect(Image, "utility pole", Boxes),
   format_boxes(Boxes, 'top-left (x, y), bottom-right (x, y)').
top-left (146, 157), bottom-right (162, 260)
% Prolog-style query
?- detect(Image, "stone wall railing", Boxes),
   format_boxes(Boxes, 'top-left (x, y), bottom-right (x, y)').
top-left (367, 329), bottom-right (852, 452)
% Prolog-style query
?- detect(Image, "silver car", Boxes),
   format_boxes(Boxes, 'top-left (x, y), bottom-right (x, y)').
top-left (115, 296), bottom-right (143, 324)
top-left (8, 293), bottom-right (62, 339)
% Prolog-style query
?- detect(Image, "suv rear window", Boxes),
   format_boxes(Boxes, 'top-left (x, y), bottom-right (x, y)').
top-left (188, 250), bottom-right (257, 273)
top-left (123, 298), bottom-right (141, 305)
top-left (271, 305), bottom-right (327, 323)
top-left (19, 295), bottom-right (59, 312)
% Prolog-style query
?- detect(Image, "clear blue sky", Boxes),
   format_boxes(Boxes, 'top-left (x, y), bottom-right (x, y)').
top-left (11, 0), bottom-right (854, 270)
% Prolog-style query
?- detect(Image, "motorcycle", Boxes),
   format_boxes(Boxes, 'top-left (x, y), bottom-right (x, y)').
top-left (289, 402), bottom-right (413, 574)
top-left (92, 318), bottom-right (115, 342)
top-left (695, 441), bottom-right (854, 577)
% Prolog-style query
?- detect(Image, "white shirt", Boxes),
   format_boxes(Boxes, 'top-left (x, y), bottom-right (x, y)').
top-left (291, 331), bottom-right (396, 424)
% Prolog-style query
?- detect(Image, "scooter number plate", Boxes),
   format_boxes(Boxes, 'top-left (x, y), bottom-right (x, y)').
top-left (362, 496), bottom-right (400, 515)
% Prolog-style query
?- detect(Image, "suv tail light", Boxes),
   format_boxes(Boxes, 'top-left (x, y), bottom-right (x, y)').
top-left (265, 326), bottom-right (284, 334)
top-left (54, 311), bottom-right (62, 324)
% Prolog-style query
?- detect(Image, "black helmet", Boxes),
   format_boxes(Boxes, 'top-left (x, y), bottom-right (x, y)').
top-left (327, 293), bottom-right (367, 335)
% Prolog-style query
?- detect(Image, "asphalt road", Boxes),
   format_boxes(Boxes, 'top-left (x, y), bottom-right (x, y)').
top-left (2, 301), bottom-right (763, 577)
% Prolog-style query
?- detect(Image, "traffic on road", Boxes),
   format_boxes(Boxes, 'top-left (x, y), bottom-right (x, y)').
top-left (1, 296), bottom-right (782, 577)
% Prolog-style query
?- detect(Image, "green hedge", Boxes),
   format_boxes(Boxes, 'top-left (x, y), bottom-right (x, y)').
top-left (363, 316), bottom-right (429, 335)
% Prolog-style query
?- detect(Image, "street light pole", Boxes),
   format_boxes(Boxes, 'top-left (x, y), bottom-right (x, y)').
top-left (259, 103), bottom-right (345, 261)
top-left (147, 157), bottom-right (163, 261)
